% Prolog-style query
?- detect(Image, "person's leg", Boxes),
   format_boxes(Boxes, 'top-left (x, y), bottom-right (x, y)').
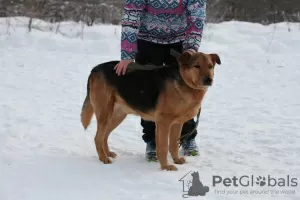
top-left (140, 119), bottom-right (156, 143)
top-left (180, 119), bottom-right (199, 156)
top-left (135, 39), bottom-right (166, 161)
top-left (181, 119), bottom-right (197, 139)
top-left (163, 43), bottom-right (199, 156)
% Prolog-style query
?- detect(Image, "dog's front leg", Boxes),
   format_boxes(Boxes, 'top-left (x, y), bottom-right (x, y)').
top-left (156, 121), bottom-right (177, 171)
top-left (169, 123), bottom-right (186, 164)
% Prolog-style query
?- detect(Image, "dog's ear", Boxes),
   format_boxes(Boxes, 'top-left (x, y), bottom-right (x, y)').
top-left (209, 54), bottom-right (221, 65)
top-left (179, 52), bottom-right (192, 66)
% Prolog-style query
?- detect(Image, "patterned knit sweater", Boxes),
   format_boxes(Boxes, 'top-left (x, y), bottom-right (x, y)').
top-left (120, 0), bottom-right (207, 60)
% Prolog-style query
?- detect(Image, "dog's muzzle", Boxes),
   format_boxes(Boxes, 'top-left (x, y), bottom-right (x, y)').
top-left (203, 76), bottom-right (213, 86)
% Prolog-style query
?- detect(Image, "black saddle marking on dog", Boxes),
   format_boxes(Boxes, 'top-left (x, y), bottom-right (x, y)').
top-left (90, 61), bottom-right (184, 113)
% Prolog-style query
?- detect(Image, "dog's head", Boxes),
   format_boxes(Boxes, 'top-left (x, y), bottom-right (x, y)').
top-left (191, 171), bottom-right (200, 178)
top-left (177, 51), bottom-right (221, 90)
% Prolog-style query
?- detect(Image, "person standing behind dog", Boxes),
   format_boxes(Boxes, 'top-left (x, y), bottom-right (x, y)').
top-left (114, 0), bottom-right (207, 162)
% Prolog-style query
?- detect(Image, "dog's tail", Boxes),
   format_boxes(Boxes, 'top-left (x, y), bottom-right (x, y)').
top-left (80, 72), bottom-right (94, 130)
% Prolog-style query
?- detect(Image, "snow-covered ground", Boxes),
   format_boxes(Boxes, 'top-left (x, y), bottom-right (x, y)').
top-left (0, 17), bottom-right (300, 200)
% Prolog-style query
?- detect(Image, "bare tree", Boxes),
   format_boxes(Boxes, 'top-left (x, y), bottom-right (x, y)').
top-left (185, 180), bottom-right (192, 189)
top-left (0, 0), bottom-right (299, 37)
top-left (24, 0), bottom-right (47, 32)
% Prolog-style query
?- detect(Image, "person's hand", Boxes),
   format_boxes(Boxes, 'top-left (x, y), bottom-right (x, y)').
top-left (183, 50), bottom-right (195, 55)
top-left (114, 59), bottom-right (133, 76)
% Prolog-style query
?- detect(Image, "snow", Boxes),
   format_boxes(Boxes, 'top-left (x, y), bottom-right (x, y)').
top-left (1, 17), bottom-right (300, 200)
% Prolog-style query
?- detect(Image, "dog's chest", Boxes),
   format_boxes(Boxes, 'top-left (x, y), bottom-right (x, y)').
top-left (160, 98), bottom-right (201, 122)
top-left (158, 83), bottom-right (206, 121)
top-left (177, 103), bottom-right (201, 122)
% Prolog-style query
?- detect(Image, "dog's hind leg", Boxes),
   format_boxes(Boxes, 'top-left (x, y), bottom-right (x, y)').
top-left (103, 108), bottom-right (127, 158)
top-left (90, 76), bottom-right (114, 164)
top-left (94, 94), bottom-right (116, 164)
top-left (156, 121), bottom-right (177, 171)
top-left (95, 119), bottom-right (112, 164)
top-left (169, 123), bottom-right (186, 164)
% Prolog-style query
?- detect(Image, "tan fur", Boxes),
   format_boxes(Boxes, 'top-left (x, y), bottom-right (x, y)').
top-left (80, 96), bottom-right (94, 130)
top-left (80, 52), bottom-right (221, 171)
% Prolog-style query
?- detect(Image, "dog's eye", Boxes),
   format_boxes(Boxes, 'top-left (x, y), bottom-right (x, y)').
top-left (209, 65), bottom-right (214, 69)
top-left (194, 65), bottom-right (200, 68)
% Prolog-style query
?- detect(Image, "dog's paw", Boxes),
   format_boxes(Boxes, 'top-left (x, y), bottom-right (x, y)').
top-left (173, 157), bottom-right (186, 164)
top-left (161, 164), bottom-right (178, 171)
top-left (100, 157), bottom-right (113, 164)
top-left (107, 151), bottom-right (117, 158)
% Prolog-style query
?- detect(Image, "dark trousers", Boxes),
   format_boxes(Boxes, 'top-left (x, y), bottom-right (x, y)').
top-left (134, 39), bottom-right (198, 143)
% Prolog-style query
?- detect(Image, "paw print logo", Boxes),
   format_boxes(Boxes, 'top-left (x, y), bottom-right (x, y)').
top-left (256, 176), bottom-right (266, 186)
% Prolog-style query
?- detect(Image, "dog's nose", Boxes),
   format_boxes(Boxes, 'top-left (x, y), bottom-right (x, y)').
top-left (203, 76), bottom-right (212, 85)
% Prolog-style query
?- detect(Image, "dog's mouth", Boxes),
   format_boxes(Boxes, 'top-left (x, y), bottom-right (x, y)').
top-left (193, 83), bottom-right (210, 90)
top-left (203, 82), bottom-right (213, 86)
top-left (194, 79), bottom-right (213, 89)
top-left (189, 79), bottom-right (212, 90)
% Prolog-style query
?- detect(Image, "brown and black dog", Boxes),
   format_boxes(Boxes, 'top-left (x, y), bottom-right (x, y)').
top-left (80, 51), bottom-right (221, 171)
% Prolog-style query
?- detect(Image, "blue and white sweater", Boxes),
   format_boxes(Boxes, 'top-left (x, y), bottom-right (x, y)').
top-left (120, 0), bottom-right (207, 60)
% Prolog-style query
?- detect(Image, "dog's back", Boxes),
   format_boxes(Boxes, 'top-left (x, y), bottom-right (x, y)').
top-left (90, 61), bottom-right (183, 112)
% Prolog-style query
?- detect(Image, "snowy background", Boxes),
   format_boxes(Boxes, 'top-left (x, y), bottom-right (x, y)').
top-left (0, 17), bottom-right (300, 200)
